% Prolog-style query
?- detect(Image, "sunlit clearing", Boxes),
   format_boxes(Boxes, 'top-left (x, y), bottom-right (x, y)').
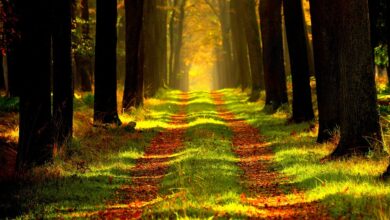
top-left (189, 65), bottom-right (213, 91)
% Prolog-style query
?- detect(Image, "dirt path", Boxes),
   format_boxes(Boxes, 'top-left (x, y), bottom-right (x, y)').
top-left (96, 93), bottom-right (189, 219)
top-left (211, 92), bottom-right (328, 219)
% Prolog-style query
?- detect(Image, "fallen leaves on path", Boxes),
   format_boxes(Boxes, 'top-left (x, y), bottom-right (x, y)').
top-left (92, 93), bottom-right (189, 219)
top-left (212, 92), bottom-right (329, 219)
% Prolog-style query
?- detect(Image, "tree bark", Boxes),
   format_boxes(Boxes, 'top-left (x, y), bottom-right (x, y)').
top-left (157, 0), bottom-right (168, 87)
top-left (0, 53), bottom-right (4, 90)
top-left (143, 0), bottom-right (159, 97)
top-left (236, 0), bottom-right (264, 102)
top-left (331, 0), bottom-right (383, 157)
top-left (52, 0), bottom-right (73, 148)
top-left (368, 0), bottom-right (380, 54)
top-left (259, 0), bottom-right (288, 111)
top-left (122, 0), bottom-right (144, 110)
top-left (5, 43), bottom-right (20, 97)
top-left (309, 0), bottom-right (340, 143)
top-left (283, 0), bottom-right (314, 122)
top-left (17, 0), bottom-right (53, 169)
top-left (170, 0), bottom-right (186, 90)
top-left (218, 0), bottom-right (235, 88)
top-left (94, 0), bottom-right (121, 125)
top-left (230, 0), bottom-right (250, 90)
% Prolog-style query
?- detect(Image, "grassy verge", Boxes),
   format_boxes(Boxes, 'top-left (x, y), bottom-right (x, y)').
top-left (222, 88), bottom-right (390, 219)
top-left (1, 89), bottom-right (182, 219)
top-left (146, 91), bottom-right (258, 219)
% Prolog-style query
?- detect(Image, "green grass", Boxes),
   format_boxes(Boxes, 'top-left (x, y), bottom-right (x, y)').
top-left (4, 88), bottom-right (390, 219)
top-left (221, 88), bottom-right (390, 219)
top-left (146, 91), bottom-right (258, 219)
top-left (6, 90), bottom-right (182, 219)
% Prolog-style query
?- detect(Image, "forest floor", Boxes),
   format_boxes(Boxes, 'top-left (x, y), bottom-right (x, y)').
top-left (1, 89), bottom-right (390, 219)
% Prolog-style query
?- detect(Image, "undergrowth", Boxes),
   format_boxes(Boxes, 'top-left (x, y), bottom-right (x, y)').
top-left (3, 89), bottom-right (182, 219)
top-left (222, 88), bottom-right (390, 219)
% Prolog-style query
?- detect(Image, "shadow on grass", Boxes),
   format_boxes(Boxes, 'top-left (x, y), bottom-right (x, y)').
top-left (221, 88), bottom-right (390, 219)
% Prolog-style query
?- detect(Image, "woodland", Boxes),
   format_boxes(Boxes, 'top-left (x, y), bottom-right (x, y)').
top-left (0, 0), bottom-right (389, 219)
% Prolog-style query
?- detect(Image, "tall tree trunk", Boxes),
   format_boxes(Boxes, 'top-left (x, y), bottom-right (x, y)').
top-left (230, 0), bottom-right (250, 90)
top-left (94, 0), bottom-right (121, 125)
top-left (168, 0), bottom-right (178, 88)
top-left (383, 0), bottom-right (390, 179)
top-left (259, 0), bottom-right (288, 111)
top-left (122, 0), bottom-right (144, 110)
top-left (52, 0), bottom-right (73, 148)
top-left (236, 0), bottom-right (264, 102)
top-left (309, 0), bottom-right (340, 143)
top-left (0, 53), bottom-right (4, 90)
top-left (283, 0), bottom-right (314, 122)
top-left (4, 1), bottom-right (20, 97)
top-left (170, 0), bottom-right (186, 90)
top-left (143, 0), bottom-right (159, 97)
top-left (17, 0), bottom-right (53, 169)
top-left (368, 0), bottom-right (380, 54)
top-left (330, 0), bottom-right (383, 157)
top-left (218, 0), bottom-right (234, 88)
top-left (6, 44), bottom-right (20, 97)
top-left (157, 0), bottom-right (168, 86)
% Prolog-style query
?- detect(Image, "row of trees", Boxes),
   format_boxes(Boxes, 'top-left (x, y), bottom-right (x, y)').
top-left (0, 0), bottom-right (389, 177)
top-left (258, 0), bottom-right (389, 176)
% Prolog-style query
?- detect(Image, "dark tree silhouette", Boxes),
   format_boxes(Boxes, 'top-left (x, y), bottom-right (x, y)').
top-left (217, 0), bottom-right (235, 88)
top-left (0, 53), bottom-right (4, 90)
top-left (94, 0), bottom-right (121, 125)
top-left (52, 0), bottom-right (73, 147)
top-left (143, 0), bottom-right (159, 97)
top-left (259, 0), bottom-right (288, 111)
top-left (230, 0), bottom-right (250, 90)
top-left (330, 0), bottom-right (383, 157)
top-left (309, 0), bottom-right (340, 143)
top-left (17, 0), bottom-right (53, 169)
top-left (169, 0), bottom-right (186, 90)
top-left (123, 0), bottom-right (144, 110)
top-left (236, 0), bottom-right (264, 102)
top-left (283, 0), bottom-right (314, 122)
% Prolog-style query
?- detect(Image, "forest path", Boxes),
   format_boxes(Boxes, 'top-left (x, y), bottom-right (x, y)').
top-left (96, 93), bottom-right (189, 219)
top-left (211, 92), bottom-right (328, 219)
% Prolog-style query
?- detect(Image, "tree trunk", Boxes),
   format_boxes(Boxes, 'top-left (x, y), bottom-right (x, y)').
top-left (236, 0), bottom-right (264, 102)
top-left (5, 45), bottom-right (20, 97)
top-left (122, 0), bottom-right (144, 110)
top-left (170, 0), bottom-right (186, 90)
top-left (331, 0), bottom-right (383, 157)
top-left (17, 0), bottom-right (53, 169)
top-left (259, 0), bottom-right (288, 111)
top-left (52, 0), bottom-right (73, 148)
top-left (309, 0), bottom-right (340, 143)
top-left (157, 0), bottom-right (168, 87)
top-left (368, 0), bottom-right (380, 54)
top-left (283, 0), bottom-right (314, 122)
top-left (143, 0), bottom-right (159, 97)
top-left (230, 0), bottom-right (250, 90)
top-left (0, 53), bottom-right (4, 90)
top-left (168, 0), bottom-right (178, 88)
top-left (383, 0), bottom-right (390, 179)
top-left (218, 0), bottom-right (235, 88)
top-left (94, 0), bottom-right (121, 125)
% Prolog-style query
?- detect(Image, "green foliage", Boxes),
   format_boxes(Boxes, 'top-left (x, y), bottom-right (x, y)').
top-left (375, 45), bottom-right (389, 67)
top-left (71, 18), bottom-right (94, 57)
top-left (0, 96), bottom-right (19, 112)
